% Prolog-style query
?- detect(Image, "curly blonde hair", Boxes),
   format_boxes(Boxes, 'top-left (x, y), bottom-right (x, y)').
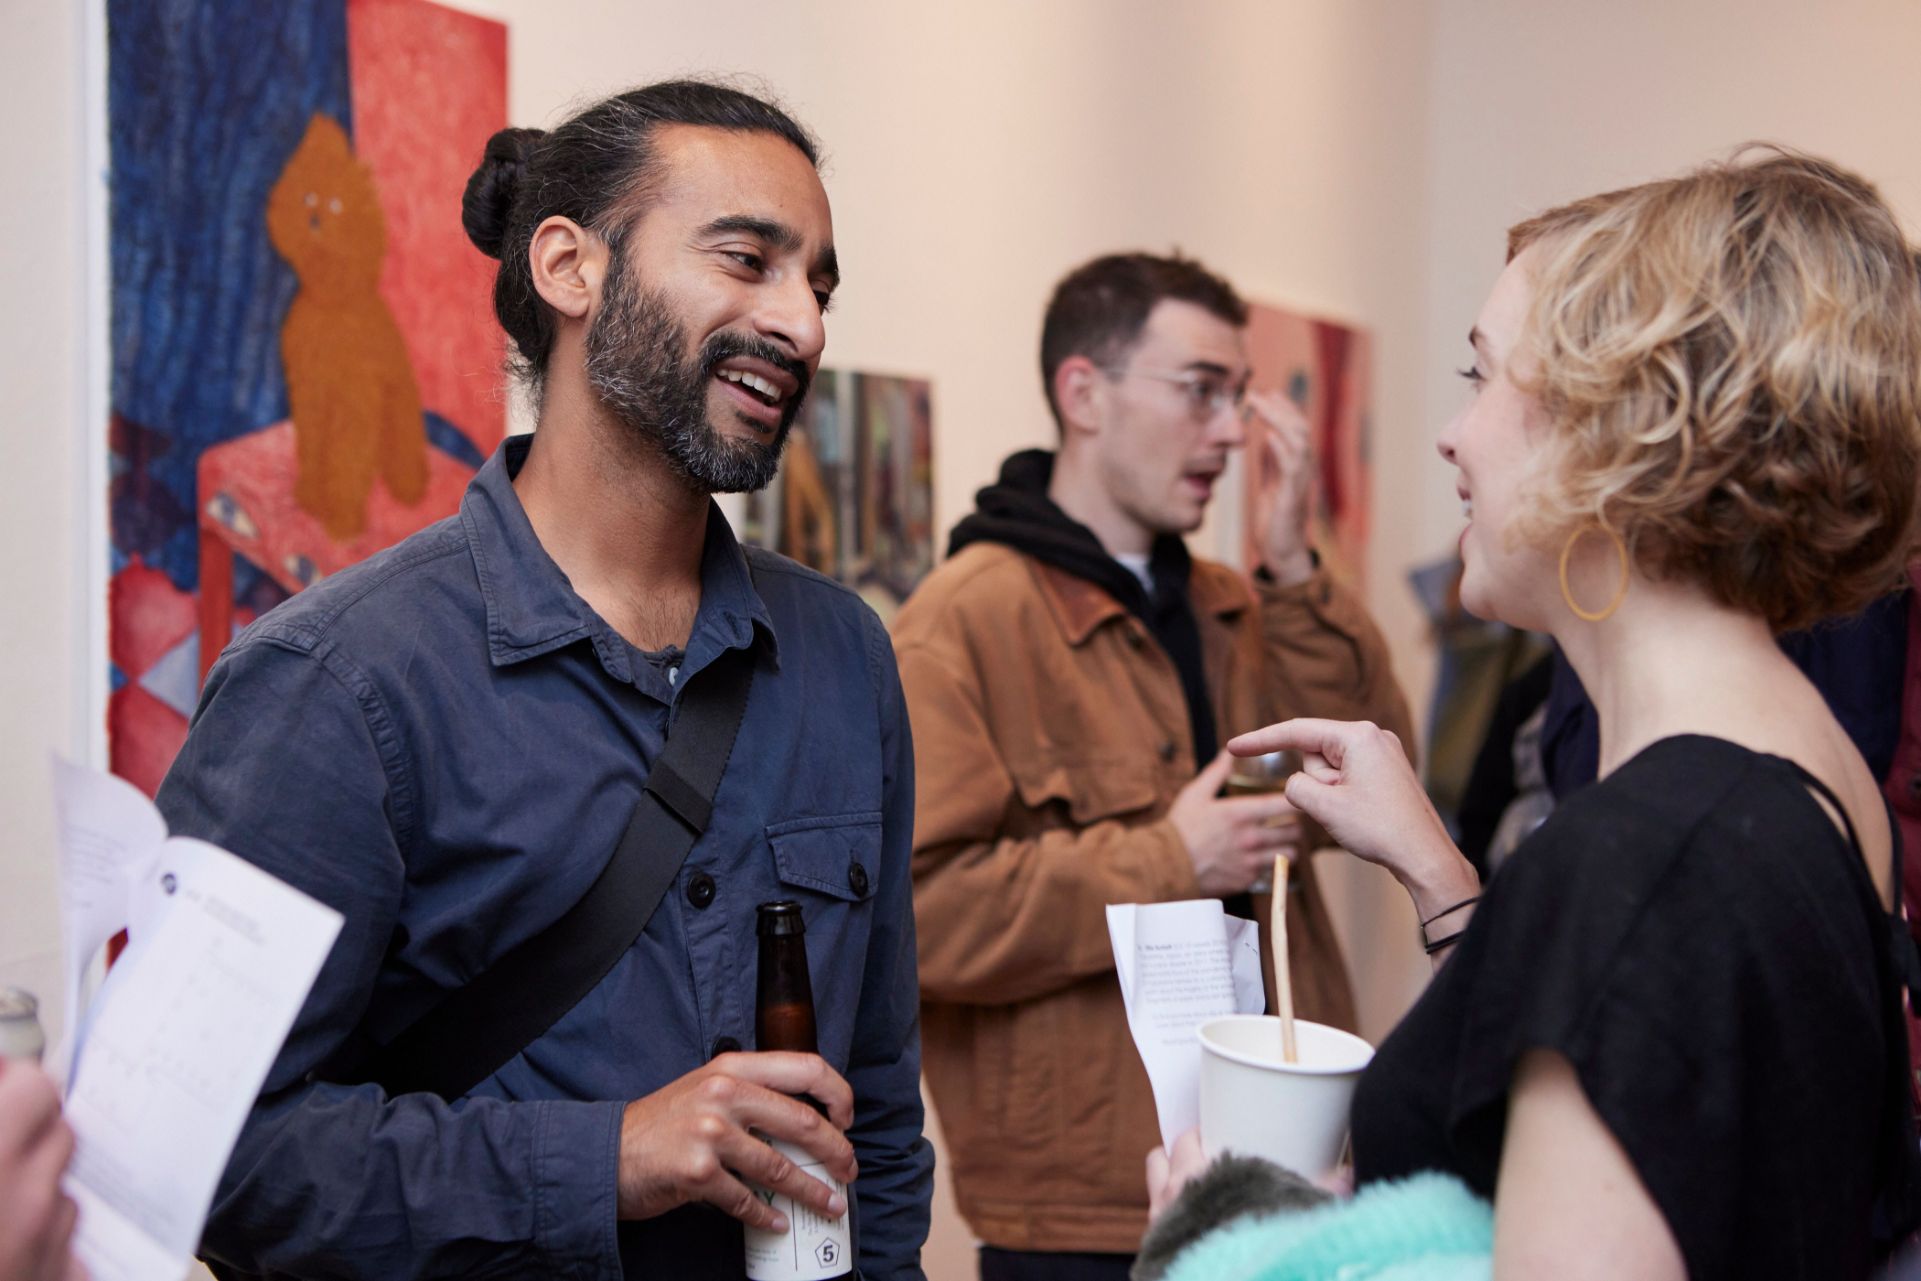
top-left (1506, 146), bottom-right (1921, 632)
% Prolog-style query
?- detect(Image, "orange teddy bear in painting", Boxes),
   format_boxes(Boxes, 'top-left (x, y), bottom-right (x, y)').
top-left (266, 113), bottom-right (427, 541)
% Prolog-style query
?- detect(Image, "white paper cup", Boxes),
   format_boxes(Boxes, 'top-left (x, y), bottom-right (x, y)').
top-left (1198, 1015), bottom-right (1373, 1176)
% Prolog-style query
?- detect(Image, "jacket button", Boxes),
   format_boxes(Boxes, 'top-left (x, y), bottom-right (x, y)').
top-left (686, 872), bottom-right (717, 909)
top-left (711, 1035), bottom-right (741, 1059)
top-left (848, 861), bottom-right (871, 897)
top-left (1158, 741), bottom-right (1177, 762)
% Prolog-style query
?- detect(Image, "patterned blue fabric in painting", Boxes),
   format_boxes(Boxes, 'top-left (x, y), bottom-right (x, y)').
top-left (108, 0), bottom-right (351, 591)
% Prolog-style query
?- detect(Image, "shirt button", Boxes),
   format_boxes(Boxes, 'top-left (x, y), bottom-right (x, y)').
top-left (686, 872), bottom-right (717, 909)
top-left (848, 861), bottom-right (871, 897)
top-left (1158, 741), bottom-right (1178, 763)
top-left (711, 1036), bottom-right (741, 1059)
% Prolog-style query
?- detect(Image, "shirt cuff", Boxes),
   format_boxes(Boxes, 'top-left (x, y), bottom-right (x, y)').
top-left (532, 1097), bottom-right (626, 1277)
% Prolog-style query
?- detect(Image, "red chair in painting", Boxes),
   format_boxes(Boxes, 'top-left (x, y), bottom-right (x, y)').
top-left (196, 422), bottom-right (472, 679)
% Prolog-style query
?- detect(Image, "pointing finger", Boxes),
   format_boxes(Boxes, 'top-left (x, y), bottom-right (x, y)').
top-left (1229, 718), bottom-right (1368, 763)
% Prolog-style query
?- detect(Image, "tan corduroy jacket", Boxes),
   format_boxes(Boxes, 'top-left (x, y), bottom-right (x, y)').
top-left (893, 542), bottom-right (1414, 1254)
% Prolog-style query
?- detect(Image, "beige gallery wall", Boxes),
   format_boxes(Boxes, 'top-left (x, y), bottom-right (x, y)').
top-left (2, 1), bottom-right (93, 1038)
top-left (1416, 0), bottom-right (1921, 554)
top-left (9, 1), bottom-right (1921, 1278)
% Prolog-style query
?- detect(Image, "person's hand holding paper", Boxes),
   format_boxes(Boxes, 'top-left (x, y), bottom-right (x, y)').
top-left (48, 760), bottom-right (344, 1281)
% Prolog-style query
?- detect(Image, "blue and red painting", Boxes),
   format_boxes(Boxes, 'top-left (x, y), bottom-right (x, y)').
top-left (107, 0), bottom-right (507, 795)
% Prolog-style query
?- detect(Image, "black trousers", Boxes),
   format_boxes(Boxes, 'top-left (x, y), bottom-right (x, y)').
top-left (978, 1246), bottom-right (1135, 1281)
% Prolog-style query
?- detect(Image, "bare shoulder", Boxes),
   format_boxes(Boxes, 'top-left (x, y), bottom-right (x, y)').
top-left (1781, 735), bottom-right (1895, 907)
top-left (1711, 700), bottom-right (1895, 907)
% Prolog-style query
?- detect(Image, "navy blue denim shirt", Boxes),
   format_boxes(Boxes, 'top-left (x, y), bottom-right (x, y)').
top-left (158, 436), bottom-right (930, 1280)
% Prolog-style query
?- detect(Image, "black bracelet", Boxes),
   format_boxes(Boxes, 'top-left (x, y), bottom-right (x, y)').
top-left (1423, 928), bottom-right (1466, 955)
top-left (1419, 894), bottom-right (1480, 929)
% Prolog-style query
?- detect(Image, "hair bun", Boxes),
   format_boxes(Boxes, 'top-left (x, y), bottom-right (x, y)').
top-left (461, 127), bottom-right (543, 259)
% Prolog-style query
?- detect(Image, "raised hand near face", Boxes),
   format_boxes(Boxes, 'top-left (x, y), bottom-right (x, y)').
top-left (1244, 389), bottom-right (1318, 588)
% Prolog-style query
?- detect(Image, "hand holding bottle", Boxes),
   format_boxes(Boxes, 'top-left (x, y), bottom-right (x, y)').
top-left (615, 1051), bottom-right (855, 1231)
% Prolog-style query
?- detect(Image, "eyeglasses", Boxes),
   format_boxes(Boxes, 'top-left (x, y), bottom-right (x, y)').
top-left (1107, 365), bottom-right (1249, 421)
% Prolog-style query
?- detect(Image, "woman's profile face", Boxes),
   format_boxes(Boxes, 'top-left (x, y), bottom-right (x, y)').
top-left (1437, 251), bottom-right (1559, 629)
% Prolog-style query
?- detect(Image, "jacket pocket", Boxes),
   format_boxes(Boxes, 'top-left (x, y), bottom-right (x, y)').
top-left (1009, 757), bottom-right (1160, 827)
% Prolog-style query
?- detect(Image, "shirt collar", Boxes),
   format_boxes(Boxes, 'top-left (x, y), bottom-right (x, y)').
top-left (461, 435), bottom-right (778, 672)
top-left (684, 500), bottom-right (781, 674)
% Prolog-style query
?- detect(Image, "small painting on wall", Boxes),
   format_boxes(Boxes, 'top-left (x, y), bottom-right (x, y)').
top-left (739, 370), bottom-right (936, 623)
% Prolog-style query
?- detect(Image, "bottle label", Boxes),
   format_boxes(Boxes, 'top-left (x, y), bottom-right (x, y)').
top-left (742, 1136), bottom-right (851, 1281)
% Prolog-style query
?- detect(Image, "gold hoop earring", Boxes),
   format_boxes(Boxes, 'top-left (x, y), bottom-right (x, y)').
top-left (1558, 525), bottom-right (1629, 622)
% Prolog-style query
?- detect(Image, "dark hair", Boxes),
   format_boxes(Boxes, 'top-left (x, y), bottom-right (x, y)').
top-left (1038, 252), bottom-right (1247, 426)
top-left (462, 79), bottom-right (821, 388)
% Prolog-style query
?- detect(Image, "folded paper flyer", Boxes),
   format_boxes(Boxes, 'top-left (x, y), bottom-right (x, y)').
top-left (51, 759), bottom-right (343, 1281)
top-left (1105, 899), bottom-right (1265, 1148)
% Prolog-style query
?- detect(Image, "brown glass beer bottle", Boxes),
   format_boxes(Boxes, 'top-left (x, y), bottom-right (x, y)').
top-left (744, 901), bottom-right (851, 1281)
top-left (757, 900), bottom-right (821, 1058)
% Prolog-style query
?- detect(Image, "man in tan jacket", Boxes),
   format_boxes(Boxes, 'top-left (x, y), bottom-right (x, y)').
top-left (892, 253), bottom-right (1412, 1281)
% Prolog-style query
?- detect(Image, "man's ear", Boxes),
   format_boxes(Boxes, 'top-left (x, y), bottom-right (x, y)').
top-left (529, 216), bottom-right (606, 322)
top-left (1054, 355), bottom-right (1107, 439)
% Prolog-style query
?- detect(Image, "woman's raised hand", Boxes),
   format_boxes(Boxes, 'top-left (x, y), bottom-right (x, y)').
top-left (1227, 719), bottom-right (1477, 918)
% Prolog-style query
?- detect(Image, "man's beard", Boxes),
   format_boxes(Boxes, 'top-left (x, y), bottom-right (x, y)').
top-left (583, 250), bottom-right (810, 494)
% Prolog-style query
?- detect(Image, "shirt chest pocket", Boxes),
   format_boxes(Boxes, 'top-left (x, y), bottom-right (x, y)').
top-left (765, 814), bottom-right (882, 1011)
top-left (767, 812), bottom-right (883, 907)
top-left (762, 814), bottom-right (882, 1058)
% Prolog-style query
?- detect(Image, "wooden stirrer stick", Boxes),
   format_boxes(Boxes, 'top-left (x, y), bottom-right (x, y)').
top-left (1271, 854), bottom-right (1298, 1064)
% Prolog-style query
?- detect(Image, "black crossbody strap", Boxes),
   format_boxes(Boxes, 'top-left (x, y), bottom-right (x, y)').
top-left (350, 642), bottom-right (757, 1099)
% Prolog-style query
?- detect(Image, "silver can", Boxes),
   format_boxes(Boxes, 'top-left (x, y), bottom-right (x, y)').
top-left (0, 987), bottom-right (46, 1062)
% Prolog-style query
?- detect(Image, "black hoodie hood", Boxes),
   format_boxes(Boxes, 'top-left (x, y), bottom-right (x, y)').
top-left (947, 448), bottom-right (1217, 764)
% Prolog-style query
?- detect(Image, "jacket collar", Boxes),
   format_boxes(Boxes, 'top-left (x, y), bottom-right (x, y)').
top-left (1031, 551), bottom-right (1255, 647)
top-left (1190, 560), bottom-right (1257, 618)
top-left (461, 435), bottom-right (777, 672)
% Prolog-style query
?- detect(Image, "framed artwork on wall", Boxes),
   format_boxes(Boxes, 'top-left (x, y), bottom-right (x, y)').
top-left (104, 0), bottom-right (508, 795)
top-left (739, 370), bottom-right (936, 623)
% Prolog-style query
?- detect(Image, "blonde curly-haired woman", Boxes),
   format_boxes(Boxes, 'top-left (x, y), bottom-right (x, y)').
top-left (1145, 148), bottom-right (1921, 1281)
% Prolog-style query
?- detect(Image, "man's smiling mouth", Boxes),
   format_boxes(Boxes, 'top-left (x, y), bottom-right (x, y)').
top-left (716, 367), bottom-right (785, 406)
